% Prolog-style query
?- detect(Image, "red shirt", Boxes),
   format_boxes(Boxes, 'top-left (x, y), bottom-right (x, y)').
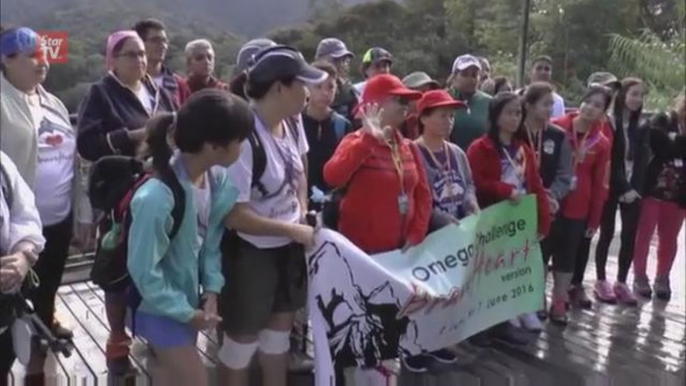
top-left (551, 113), bottom-right (611, 230)
top-left (324, 130), bottom-right (432, 254)
top-left (467, 136), bottom-right (551, 236)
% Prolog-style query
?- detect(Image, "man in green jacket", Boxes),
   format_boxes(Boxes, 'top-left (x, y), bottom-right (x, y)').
top-left (449, 54), bottom-right (492, 151)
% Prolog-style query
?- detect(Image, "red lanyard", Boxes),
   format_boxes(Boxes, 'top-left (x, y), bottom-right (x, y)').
top-left (502, 144), bottom-right (526, 184)
top-left (571, 125), bottom-right (592, 170)
top-left (418, 139), bottom-right (451, 174)
top-left (525, 126), bottom-right (543, 169)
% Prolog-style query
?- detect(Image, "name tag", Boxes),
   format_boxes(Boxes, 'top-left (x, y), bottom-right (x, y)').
top-left (675, 159), bottom-right (684, 168)
top-left (543, 139), bottom-right (555, 155)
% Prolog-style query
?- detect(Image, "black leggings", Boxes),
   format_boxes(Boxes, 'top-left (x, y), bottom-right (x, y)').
top-left (0, 329), bottom-right (14, 381)
top-left (28, 215), bottom-right (73, 329)
top-left (594, 197), bottom-right (641, 283)
top-left (542, 216), bottom-right (587, 273)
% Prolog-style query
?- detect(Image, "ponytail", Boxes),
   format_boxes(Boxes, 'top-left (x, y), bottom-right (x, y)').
top-left (145, 112), bottom-right (176, 174)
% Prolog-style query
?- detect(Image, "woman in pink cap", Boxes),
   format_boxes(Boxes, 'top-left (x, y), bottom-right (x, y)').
top-left (76, 30), bottom-right (175, 374)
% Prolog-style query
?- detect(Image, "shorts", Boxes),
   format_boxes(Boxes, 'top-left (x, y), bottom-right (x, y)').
top-left (129, 311), bottom-right (197, 349)
top-left (219, 233), bottom-right (307, 336)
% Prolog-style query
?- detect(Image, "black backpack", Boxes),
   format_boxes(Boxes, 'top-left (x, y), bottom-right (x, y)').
top-left (88, 156), bottom-right (185, 294)
top-left (248, 116), bottom-right (301, 197)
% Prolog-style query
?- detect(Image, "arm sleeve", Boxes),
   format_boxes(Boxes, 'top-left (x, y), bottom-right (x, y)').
top-left (455, 146), bottom-right (479, 213)
top-left (466, 142), bottom-right (514, 202)
top-left (549, 137), bottom-right (574, 201)
top-left (407, 144), bottom-right (432, 246)
top-left (323, 132), bottom-right (378, 189)
top-left (631, 123), bottom-right (651, 194)
top-left (588, 143), bottom-right (611, 230)
top-left (76, 85), bottom-right (136, 161)
top-left (225, 140), bottom-right (253, 204)
top-left (127, 183), bottom-right (196, 323)
top-left (3, 153), bottom-right (45, 254)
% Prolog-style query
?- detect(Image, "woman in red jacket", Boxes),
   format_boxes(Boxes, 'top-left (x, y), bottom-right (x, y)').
top-left (323, 74), bottom-right (435, 373)
top-left (551, 85), bottom-right (613, 309)
top-left (467, 92), bottom-right (551, 338)
top-left (324, 74), bottom-right (431, 255)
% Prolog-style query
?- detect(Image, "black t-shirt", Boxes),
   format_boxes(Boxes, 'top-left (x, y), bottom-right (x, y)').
top-left (301, 111), bottom-right (352, 210)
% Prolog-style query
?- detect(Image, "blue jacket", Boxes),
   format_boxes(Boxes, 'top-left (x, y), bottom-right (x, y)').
top-left (127, 155), bottom-right (237, 323)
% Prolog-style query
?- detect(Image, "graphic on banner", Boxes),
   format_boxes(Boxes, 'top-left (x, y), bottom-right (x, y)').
top-left (308, 195), bottom-right (544, 385)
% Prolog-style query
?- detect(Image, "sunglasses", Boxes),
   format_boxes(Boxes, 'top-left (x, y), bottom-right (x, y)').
top-left (390, 96), bottom-right (410, 106)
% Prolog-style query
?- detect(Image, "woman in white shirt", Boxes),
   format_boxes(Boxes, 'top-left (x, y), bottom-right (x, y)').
top-left (220, 45), bottom-right (326, 386)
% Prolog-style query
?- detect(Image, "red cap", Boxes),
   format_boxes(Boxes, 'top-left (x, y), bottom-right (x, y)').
top-left (416, 90), bottom-right (466, 116)
top-left (361, 74), bottom-right (423, 105)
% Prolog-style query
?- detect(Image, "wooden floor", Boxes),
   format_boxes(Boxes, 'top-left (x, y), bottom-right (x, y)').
top-left (8, 222), bottom-right (686, 386)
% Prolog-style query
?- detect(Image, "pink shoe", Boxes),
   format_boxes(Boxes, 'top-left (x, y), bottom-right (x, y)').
top-left (593, 280), bottom-right (617, 304)
top-left (613, 282), bottom-right (638, 306)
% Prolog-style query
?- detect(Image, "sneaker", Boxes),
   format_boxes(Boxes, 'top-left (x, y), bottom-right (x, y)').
top-left (633, 275), bottom-right (652, 298)
top-left (549, 298), bottom-right (568, 325)
top-left (519, 312), bottom-right (543, 332)
top-left (52, 318), bottom-right (74, 340)
top-left (613, 282), bottom-right (638, 306)
top-left (401, 354), bottom-right (431, 373)
top-left (569, 285), bottom-right (593, 309)
top-left (654, 276), bottom-right (672, 301)
top-left (427, 348), bottom-right (458, 364)
top-left (508, 317), bottom-right (522, 328)
top-left (593, 280), bottom-right (617, 304)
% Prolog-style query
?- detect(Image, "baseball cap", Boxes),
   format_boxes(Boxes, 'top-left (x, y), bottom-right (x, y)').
top-left (248, 45), bottom-right (328, 85)
top-left (452, 54), bottom-right (482, 73)
top-left (587, 72), bottom-right (621, 90)
top-left (0, 27), bottom-right (39, 57)
top-left (402, 72), bottom-right (439, 90)
top-left (359, 74), bottom-right (422, 106)
top-left (362, 47), bottom-right (393, 65)
top-left (416, 90), bottom-right (466, 116)
top-left (233, 38), bottom-right (277, 76)
top-left (315, 38), bottom-right (354, 60)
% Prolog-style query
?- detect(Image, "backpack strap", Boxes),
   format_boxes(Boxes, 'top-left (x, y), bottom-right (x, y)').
top-left (331, 113), bottom-right (347, 142)
top-left (158, 170), bottom-right (186, 239)
top-left (0, 165), bottom-right (12, 209)
top-left (249, 116), bottom-right (301, 198)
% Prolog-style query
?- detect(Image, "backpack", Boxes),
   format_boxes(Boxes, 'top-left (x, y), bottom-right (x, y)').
top-left (1, 164), bottom-right (12, 209)
top-left (88, 156), bottom-right (186, 296)
top-left (248, 116), bottom-right (301, 197)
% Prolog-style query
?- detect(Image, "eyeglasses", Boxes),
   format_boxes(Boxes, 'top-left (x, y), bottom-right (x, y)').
top-left (392, 97), bottom-right (410, 106)
top-left (117, 50), bottom-right (146, 60)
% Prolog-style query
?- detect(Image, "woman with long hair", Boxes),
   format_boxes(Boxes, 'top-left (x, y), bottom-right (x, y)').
top-left (633, 93), bottom-right (686, 300)
top-left (589, 78), bottom-right (650, 305)
top-left (77, 30), bottom-right (175, 373)
top-left (551, 85), bottom-right (613, 309)
top-left (519, 83), bottom-right (574, 324)
top-left (467, 92), bottom-right (551, 338)
top-left (127, 90), bottom-right (253, 385)
top-left (219, 45), bottom-right (322, 386)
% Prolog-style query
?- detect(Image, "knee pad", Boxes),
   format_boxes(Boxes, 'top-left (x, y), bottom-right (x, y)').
top-left (258, 329), bottom-right (290, 355)
top-left (217, 334), bottom-right (258, 370)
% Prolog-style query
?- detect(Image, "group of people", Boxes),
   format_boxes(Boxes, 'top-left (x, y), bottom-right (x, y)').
top-left (0, 17), bottom-right (684, 386)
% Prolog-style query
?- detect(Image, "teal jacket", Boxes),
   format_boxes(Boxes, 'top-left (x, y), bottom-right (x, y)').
top-left (127, 155), bottom-right (238, 323)
top-left (449, 89), bottom-right (492, 152)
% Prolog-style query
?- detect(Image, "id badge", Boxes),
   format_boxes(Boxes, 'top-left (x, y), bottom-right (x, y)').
top-left (570, 176), bottom-right (578, 191)
top-left (398, 193), bottom-right (409, 215)
top-left (675, 159), bottom-right (684, 168)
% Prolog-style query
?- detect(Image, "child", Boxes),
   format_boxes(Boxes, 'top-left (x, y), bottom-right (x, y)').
top-left (126, 89), bottom-right (253, 385)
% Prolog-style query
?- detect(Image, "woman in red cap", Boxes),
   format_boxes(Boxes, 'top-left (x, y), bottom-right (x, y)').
top-left (415, 90), bottom-right (479, 227)
top-left (324, 74), bottom-right (432, 255)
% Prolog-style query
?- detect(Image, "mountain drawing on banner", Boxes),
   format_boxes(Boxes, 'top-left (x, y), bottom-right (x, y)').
top-left (308, 241), bottom-right (417, 368)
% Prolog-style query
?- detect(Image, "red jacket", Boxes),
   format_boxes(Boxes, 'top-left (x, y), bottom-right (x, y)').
top-left (467, 136), bottom-right (551, 236)
top-left (324, 130), bottom-right (432, 254)
top-left (551, 113), bottom-right (611, 230)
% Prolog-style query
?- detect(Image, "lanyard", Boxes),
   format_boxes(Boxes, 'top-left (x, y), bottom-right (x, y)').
top-left (525, 126), bottom-right (543, 170)
top-left (571, 125), bottom-right (592, 170)
top-left (388, 138), bottom-right (405, 194)
top-left (419, 139), bottom-right (452, 174)
top-left (502, 144), bottom-right (525, 184)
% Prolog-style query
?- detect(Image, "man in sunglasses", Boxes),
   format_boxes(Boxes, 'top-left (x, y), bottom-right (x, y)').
top-left (529, 55), bottom-right (566, 118)
top-left (133, 19), bottom-right (190, 108)
top-left (184, 39), bottom-right (228, 95)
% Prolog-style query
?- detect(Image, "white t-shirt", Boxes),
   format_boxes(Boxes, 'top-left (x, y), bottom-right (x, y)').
top-left (551, 92), bottom-right (565, 119)
top-left (227, 115), bottom-right (309, 248)
top-left (192, 177), bottom-right (211, 245)
top-left (135, 85), bottom-right (154, 114)
top-left (354, 81), bottom-right (367, 96)
top-left (27, 94), bottom-right (75, 226)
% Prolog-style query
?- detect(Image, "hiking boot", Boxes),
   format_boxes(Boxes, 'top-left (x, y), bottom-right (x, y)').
top-left (52, 317), bottom-right (74, 340)
top-left (549, 298), bottom-right (568, 326)
top-left (427, 348), bottom-right (457, 364)
top-left (593, 280), bottom-right (617, 304)
top-left (613, 282), bottom-right (638, 306)
top-left (519, 312), bottom-right (543, 333)
top-left (401, 354), bottom-right (431, 373)
top-left (633, 275), bottom-right (652, 299)
top-left (654, 276), bottom-right (672, 301)
top-left (569, 285), bottom-right (593, 309)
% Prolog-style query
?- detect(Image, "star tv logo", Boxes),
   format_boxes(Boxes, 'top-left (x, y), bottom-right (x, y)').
top-left (38, 31), bottom-right (69, 64)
